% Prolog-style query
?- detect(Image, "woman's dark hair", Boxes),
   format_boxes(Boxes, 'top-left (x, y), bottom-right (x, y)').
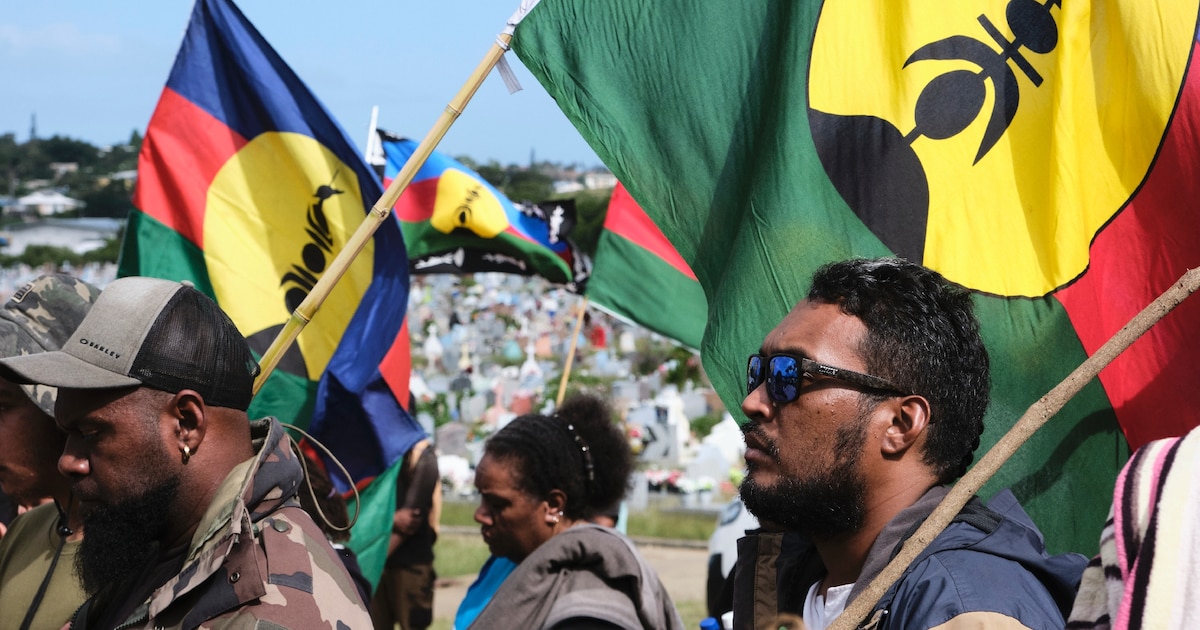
top-left (483, 394), bottom-right (633, 521)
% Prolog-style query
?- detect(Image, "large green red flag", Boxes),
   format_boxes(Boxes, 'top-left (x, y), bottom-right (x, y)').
top-left (587, 182), bottom-right (707, 350)
top-left (121, 0), bottom-right (423, 584)
top-left (513, 0), bottom-right (1200, 554)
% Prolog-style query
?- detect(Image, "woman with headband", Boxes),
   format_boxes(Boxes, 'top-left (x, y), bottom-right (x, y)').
top-left (466, 394), bottom-right (683, 630)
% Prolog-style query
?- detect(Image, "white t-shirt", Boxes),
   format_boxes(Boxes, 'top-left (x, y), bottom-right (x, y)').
top-left (802, 580), bottom-right (853, 630)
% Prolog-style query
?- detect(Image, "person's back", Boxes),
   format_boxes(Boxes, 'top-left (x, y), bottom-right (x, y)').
top-left (372, 438), bottom-right (440, 630)
top-left (1069, 424), bottom-right (1200, 630)
top-left (295, 450), bottom-right (373, 606)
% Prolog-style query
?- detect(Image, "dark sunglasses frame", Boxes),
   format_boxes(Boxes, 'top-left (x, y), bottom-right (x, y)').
top-left (746, 352), bottom-right (911, 404)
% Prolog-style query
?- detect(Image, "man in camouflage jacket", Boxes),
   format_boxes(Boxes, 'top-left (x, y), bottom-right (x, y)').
top-left (69, 417), bottom-right (371, 629)
top-left (0, 277), bottom-right (372, 629)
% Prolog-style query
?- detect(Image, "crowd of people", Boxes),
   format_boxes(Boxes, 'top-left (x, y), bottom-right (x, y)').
top-left (0, 259), bottom-right (1189, 629)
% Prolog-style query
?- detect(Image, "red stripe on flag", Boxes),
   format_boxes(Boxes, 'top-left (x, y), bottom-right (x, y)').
top-left (605, 183), bottom-right (698, 281)
top-left (389, 177), bottom-right (439, 223)
top-left (1056, 42), bottom-right (1200, 450)
top-left (391, 177), bottom-right (557, 247)
top-left (380, 318), bottom-right (412, 412)
top-left (501, 224), bottom-right (551, 246)
top-left (132, 87), bottom-right (247, 249)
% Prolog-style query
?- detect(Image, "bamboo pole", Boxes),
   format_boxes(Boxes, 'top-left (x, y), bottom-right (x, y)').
top-left (828, 266), bottom-right (1200, 630)
top-left (253, 33), bottom-right (514, 395)
top-left (556, 296), bottom-right (590, 405)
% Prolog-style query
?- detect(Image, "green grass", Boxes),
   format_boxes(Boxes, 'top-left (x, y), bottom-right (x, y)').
top-left (433, 532), bottom-right (491, 579)
top-left (440, 498), bottom-right (719, 541)
top-left (439, 500), bottom-right (480, 528)
top-left (626, 507), bottom-right (718, 541)
top-left (676, 598), bottom-right (709, 629)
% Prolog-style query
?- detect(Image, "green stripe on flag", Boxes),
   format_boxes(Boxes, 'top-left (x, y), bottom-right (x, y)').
top-left (345, 456), bottom-right (402, 589)
top-left (588, 230), bottom-right (707, 350)
top-left (975, 297), bottom-right (1126, 554)
top-left (117, 209), bottom-right (215, 296)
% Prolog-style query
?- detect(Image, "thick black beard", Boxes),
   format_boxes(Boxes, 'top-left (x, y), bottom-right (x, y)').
top-left (740, 420), bottom-right (868, 538)
top-left (76, 475), bottom-right (181, 598)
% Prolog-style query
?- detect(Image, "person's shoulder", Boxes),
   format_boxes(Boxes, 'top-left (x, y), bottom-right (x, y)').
top-left (887, 548), bottom-right (1069, 630)
top-left (548, 617), bottom-right (625, 630)
top-left (0, 502), bottom-right (58, 551)
top-left (248, 507), bottom-right (373, 624)
top-left (9, 502), bottom-right (59, 528)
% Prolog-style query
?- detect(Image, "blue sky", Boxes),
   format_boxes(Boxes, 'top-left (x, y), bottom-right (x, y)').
top-left (0, 1), bottom-right (601, 168)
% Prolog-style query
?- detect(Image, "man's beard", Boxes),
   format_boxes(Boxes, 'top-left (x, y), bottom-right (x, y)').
top-left (739, 419), bottom-right (868, 538)
top-left (76, 475), bottom-right (181, 598)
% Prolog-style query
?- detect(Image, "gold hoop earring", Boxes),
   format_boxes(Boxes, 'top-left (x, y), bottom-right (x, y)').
top-left (182, 445), bottom-right (192, 465)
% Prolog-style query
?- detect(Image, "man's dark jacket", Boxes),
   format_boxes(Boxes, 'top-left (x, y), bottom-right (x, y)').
top-left (731, 487), bottom-right (1088, 629)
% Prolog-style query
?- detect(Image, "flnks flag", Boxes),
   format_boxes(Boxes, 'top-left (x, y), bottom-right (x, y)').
top-left (123, 0), bottom-right (423, 582)
top-left (514, 0), bottom-right (1200, 554)
top-left (588, 183), bottom-right (706, 350)
top-left (379, 130), bottom-right (590, 287)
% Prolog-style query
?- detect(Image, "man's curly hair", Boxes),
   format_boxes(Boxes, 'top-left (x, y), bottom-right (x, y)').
top-left (807, 257), bottom-right (990, 483)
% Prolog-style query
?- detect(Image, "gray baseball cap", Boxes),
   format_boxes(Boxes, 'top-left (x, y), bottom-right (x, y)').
top-left (0, 276), bottom-right (261, 410)
top-left (0, 275), bottom-right (101, 416)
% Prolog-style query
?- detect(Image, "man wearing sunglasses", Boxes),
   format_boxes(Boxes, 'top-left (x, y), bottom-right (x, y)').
top-left (729, 258), bottom-right (1086, 630)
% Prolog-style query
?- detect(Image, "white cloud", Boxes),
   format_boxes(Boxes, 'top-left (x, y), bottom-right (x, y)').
top-left (0, 22), bottom-right (121, 57)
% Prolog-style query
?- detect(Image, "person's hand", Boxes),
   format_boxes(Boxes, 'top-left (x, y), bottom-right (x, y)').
top-left (393, 507), bottom-right (422, 536)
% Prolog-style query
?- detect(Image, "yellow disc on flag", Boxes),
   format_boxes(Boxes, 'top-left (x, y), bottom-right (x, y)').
top-left (204, 132), bottom-right (374, 381)
top-left (430, 168), bottom-right (511, 238)
top-left (809, 0), bottom-right (1197, 296)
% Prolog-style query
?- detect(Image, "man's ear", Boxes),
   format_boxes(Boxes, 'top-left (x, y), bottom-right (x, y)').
top-left (880, 395), bottom-right (931, 456)
top-left (170, 389), bottom-right (207, 457)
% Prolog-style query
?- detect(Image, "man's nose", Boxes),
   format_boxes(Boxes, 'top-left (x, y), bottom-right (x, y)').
top-left (58, 436), bottom-right (90, 478)
top-left (741, 383), bottom-right (775, 423)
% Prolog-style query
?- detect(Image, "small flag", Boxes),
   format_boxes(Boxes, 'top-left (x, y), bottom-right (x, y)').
top-left (380, 130), bottom-right (587, 285)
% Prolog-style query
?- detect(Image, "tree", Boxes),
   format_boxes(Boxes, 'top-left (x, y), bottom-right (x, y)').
top-left (0, 134), bottom-right (17, 197)
top-left (501, 168), bottom-right (554, 203)
top-left (80, 180), bottom-right (135, 218)
top-left (82, 234), bottom-right (122, 264)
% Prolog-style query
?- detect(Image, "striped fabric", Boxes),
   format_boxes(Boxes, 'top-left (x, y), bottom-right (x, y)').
top-left (1068, 427), bottom-right (1200, 629)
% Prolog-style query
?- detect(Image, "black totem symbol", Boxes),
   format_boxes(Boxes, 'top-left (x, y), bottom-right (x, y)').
top-left (808, 0), bottom-right (1060, 263)
top-left (280, 175), bottom-right (343, 313)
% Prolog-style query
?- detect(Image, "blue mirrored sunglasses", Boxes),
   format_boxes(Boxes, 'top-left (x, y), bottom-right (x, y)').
top-left (746, 353), bottom-right (910, 404)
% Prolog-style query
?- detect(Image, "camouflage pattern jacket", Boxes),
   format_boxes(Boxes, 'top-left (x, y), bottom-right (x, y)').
top-left (71, 417), bottom-right (372, 629)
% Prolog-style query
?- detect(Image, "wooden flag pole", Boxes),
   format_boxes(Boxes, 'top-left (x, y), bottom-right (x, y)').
top-left (556, 297), bottom-right (590, 406)
top-left (253, 33), bottom-right (514, 395)
top-left (829, 267), bottom-right (1200, 630)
